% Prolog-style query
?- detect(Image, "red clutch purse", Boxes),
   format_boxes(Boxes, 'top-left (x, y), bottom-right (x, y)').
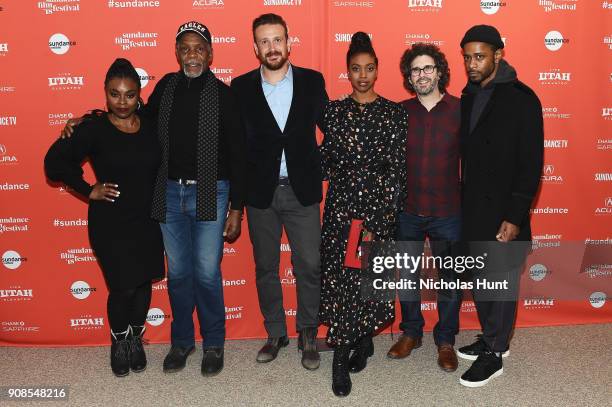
top-left (344, 219), bottom-right (365, 268)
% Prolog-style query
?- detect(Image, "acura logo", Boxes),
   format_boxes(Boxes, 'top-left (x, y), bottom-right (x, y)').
top-left (0, 144), bottom-right (6, 155)
top-left (543, 165), bottom-right (555, 175)
top-left (605, 197), bottom-right (612, 207)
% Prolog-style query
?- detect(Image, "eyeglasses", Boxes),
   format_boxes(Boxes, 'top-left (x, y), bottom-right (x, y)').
top-left (410, 65), bottom-right (437, 76)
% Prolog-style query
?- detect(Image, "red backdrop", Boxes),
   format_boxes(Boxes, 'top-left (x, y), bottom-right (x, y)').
top-left (1, 0), bottom-right (610, 346)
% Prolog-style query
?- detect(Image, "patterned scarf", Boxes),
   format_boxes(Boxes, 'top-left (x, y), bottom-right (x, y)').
top-left (152, 69), bottom-right (219, 221)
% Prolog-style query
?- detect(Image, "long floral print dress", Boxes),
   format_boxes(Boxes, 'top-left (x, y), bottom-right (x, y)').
top-left (319, 96), bottom-right (408, 346)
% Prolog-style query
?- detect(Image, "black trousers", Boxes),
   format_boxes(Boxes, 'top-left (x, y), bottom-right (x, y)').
top-left (470, 241), bottom-right (526, 352)
top-left (247, 185), bottom-right (321, 337)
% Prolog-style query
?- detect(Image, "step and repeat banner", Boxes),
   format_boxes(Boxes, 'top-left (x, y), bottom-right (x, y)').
top-left (1, 0), bottom-right (610, 346)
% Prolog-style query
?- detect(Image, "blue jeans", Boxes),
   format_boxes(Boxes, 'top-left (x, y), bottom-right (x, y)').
top-left (396, 212), bottom-right (462, 345)
top-left (160, 180), bottom-right (229, 348)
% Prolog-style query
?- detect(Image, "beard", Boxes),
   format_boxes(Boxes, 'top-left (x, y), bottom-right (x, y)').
top-left (182, 59), bottom-right (205, 78)
top-left (260, 51), bottom-right (289, 71)
top-left (413, 78), bottom-right (437, 96)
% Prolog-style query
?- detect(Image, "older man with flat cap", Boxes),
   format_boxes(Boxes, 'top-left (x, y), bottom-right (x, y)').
top-left (457, 24), bottom-right (543, 387)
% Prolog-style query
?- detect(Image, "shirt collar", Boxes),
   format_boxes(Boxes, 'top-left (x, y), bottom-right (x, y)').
top-left (260, 63), bottom-right (293, 86)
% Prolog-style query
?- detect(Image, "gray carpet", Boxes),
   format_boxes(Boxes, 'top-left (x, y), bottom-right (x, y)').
top-left (1, 324), bottom-right (610, 407)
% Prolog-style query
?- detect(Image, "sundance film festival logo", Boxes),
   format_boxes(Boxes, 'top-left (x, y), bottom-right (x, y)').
top-left (404, 33), bottom-right (444, 47)
top-left (544, 31), bottom-right (569, 51)
top-left (2, 321), bottom-right (40, 333)
top-left (604, 35), bottom-right (612, 50)
top-left (1, 287), bottom-right (33, 302)
top-left (524, 297), bottom-right (555, 309)
top-left (0, 217), bottom-right (29, 234)
top-left (542, 106), bottom-right (571, 119)
top-left (408, 0), bottom-right (442, 12)
top-left (529, 264), bottom-right (550, 282)
top-left (0, 116), bottom-right (17, 126)
top-left (603, 107), bottom-right (612, 120)
top-left (263, 0), bottom-right (302, 6)
top-left (60, 247), bottom-right (96, 265)
top-left (226, 305), bottom-right (243, 320)
top-left (544, 139), bottom-right (568, 149)
top-left (532, 233), bottom-right (562, 250)
top-left (595, 173), bottom-right (612, 182)
top-left (538, 0), bottom-right (577, 12)
top-left (538, 69), bottom-right (571, 85)
top-left (541, 164), bottom-right (563, 184)
top-left (49, 112), bottom-right (74, 126)
top-left (0, 42), bottom-right (7, 56)
top-left (211, 67), bottom-right (234, 84)
top-left (594, 197), bottom-right (612, 215)
top-left (289, 35), bottom-right (301, 47)
top-left (70, 280), bottom-right (96, 300)
top-left (192, 0), bottom-right (225, 9)
top-left (0, 144), bottom-right (18, 165)
top-left (107, 0), bottom-right (160, 8)
top-left (480, 1), bottom-right (507, 15)
top-left (37, 0), bottom-right (80, 15)
top-left (115, 32), bottom-right (158, 51)
top-left (589, 292), bottom-right (607, 308)
top-left (70, 315), bottom-right (104, 330)
top-left (49, 33), bottom-right (76, 55)
top-left (280, 243), bottom-right (291, 252)
top-left (48, 74), bottom-right (84, 90)
top-left (135, 67), bottom-right (155, 88)
top-left (146, 308), bottom-right (169, 326)
top-left (335, 33), bottom-right (372, 42)
top-left (333, 1), bottom-right (375, 7)
top-left (2, 250), bottom-right (27, 270)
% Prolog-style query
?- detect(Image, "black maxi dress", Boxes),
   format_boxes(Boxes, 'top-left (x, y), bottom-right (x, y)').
top-left (318, 97), bottom-right (408, 346)
top-left (45, 114), bottom-right (165, 290)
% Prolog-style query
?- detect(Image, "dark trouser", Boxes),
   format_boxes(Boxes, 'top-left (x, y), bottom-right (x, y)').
top-left (396, 212), bottom-right (462, 346)
top-left (471, 250), bottom-right (523, 352)
top-left (247, 185), bottom-right (321, 338)
top-left (107, 281), bottom-right (152, 332)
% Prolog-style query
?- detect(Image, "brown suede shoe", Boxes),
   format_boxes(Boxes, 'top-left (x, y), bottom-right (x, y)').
top-left (437, 344), bottom-right (458, 372)
top-left (386, 335), bottom-right (422, 359)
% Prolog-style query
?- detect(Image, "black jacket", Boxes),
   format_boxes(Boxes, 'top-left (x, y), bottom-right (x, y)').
top-left (460, 60), bottom-right (544, 241)
top-left (230, 65), bottom-right (328, 209)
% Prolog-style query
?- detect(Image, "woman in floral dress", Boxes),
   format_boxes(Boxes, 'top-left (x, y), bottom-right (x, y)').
top-left (319, 32), bottom-right (408, 397)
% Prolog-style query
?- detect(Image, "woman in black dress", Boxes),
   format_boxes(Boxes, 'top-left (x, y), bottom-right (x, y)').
top-left (319, 33), bottom-right (408, 397)
top-left (45, 59), bottom-right (164, 377)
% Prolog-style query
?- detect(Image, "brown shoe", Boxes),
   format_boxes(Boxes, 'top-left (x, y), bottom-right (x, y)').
top-left (437, 344), bottom-right (458, 372)
top-left (387, 335), bottom-right (422, 359)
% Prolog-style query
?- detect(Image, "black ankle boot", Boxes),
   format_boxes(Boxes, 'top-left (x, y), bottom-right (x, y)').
top-left (349, 334), bottom-right (374, 373)
top-left (128, 325), bottom-right (147, 373)
top-left (332, 345), bottom-right (352, 397)
top-left (110, 329), bottom-right (130, 377)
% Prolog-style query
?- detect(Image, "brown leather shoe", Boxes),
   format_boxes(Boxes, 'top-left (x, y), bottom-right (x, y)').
top-left (437, 344), bottom-right (458, 372)
top-left (386, 335), bottom-right (422, 359)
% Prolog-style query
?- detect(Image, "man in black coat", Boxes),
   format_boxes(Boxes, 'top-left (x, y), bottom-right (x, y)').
top-left (230, 13), bottom-right (328, 370)
top-left (456, 25), bottom-right (544, 387)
